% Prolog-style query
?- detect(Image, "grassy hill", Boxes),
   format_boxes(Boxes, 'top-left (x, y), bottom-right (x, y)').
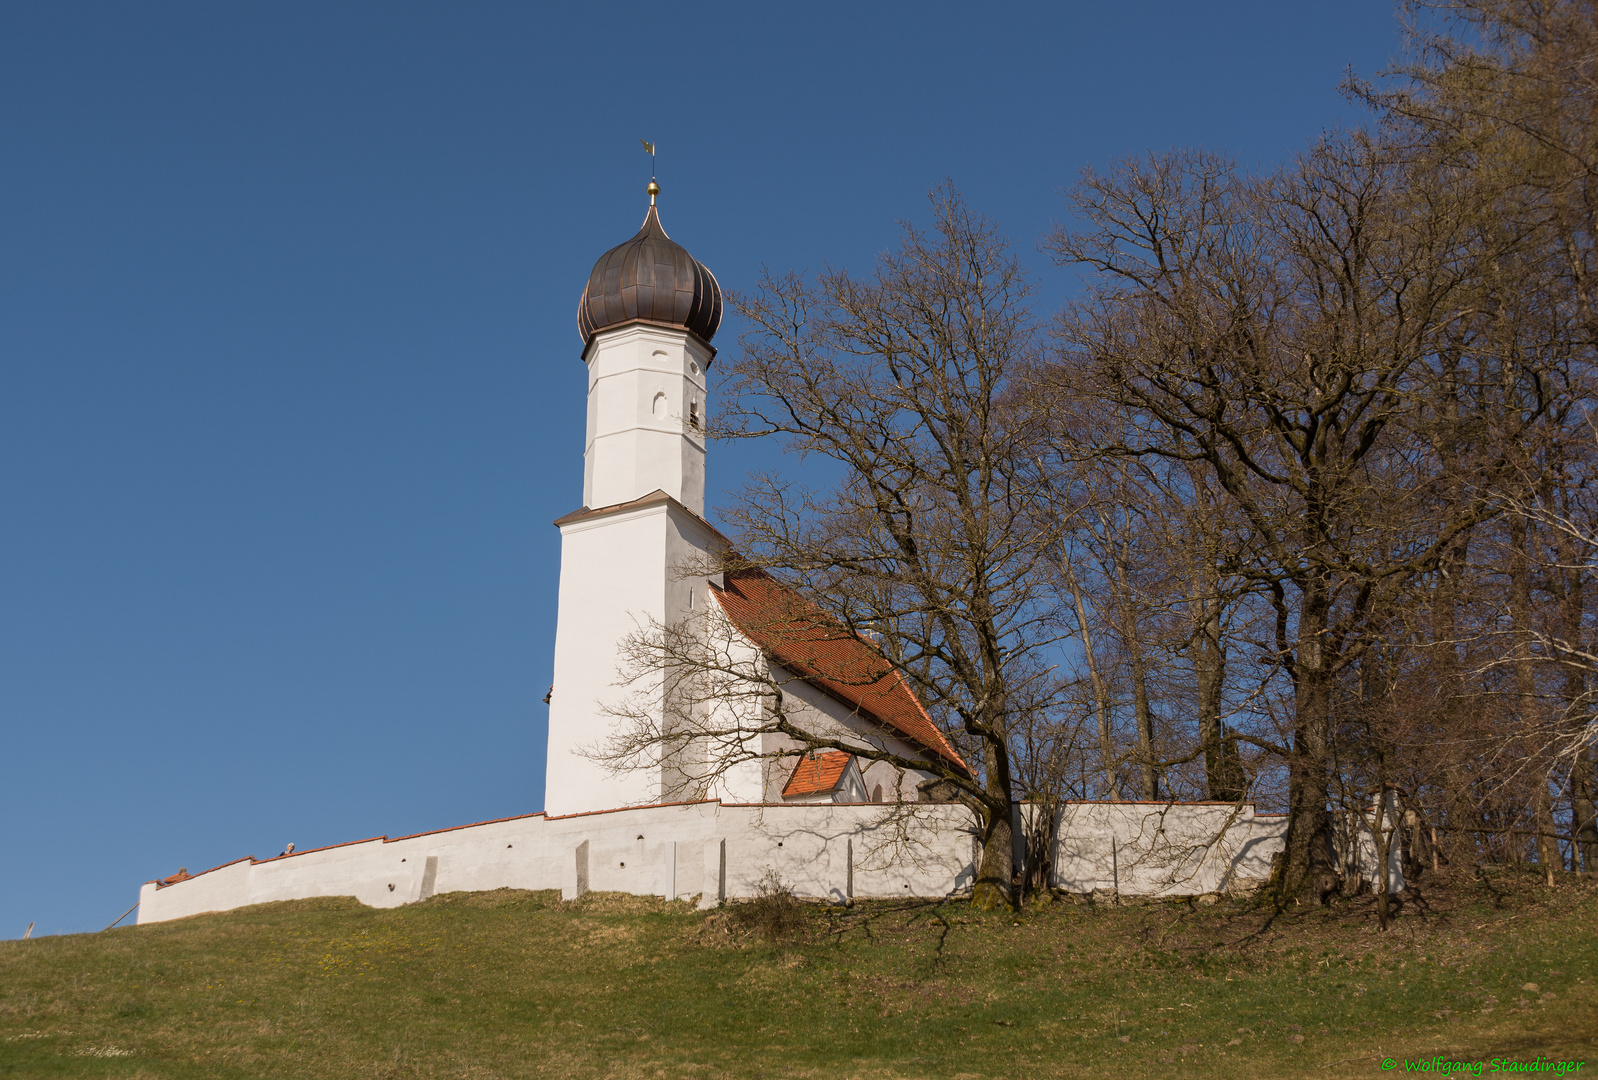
top-left (2, 868), bottom-right (1594, 1079)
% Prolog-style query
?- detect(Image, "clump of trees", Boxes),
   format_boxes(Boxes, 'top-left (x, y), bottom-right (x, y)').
top-left (607, 0), bottom-right (1598, 911)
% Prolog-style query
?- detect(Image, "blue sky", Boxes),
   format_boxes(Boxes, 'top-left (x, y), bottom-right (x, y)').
top-left (1, 1), bottom-right (1400, 937)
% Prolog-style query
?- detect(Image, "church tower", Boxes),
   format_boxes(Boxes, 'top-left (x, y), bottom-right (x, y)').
top-left (543, 184), bottom-right (725, 816)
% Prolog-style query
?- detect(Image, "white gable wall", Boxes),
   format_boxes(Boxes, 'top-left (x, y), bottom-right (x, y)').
top-left (756, 663), bottom-right (937, 802)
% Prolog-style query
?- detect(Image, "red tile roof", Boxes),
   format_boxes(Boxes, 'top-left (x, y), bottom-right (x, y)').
top-left (710, 568), bottom-right (968, 774)
top-left (782, 751), bottom-right (854, 798)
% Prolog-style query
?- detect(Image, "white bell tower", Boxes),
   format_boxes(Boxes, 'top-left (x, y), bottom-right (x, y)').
top-left (581, 321), bottom-right (711, 515)
top-left (544, 185), bottom-right (725, 817)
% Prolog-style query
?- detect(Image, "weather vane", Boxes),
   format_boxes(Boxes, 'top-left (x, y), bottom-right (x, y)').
top-left (639, 139), bottom-right (659, 204)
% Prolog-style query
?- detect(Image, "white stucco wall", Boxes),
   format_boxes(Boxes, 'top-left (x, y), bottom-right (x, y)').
top-left (546, 317), bottom-right (726, 819)
top-left (1049, 802), bottom-right (1288, 897)
top-left (135, 799), bottom-right (1303, 926)
top-left (544, 498), bottom-right (725, 816)
top-left (582, 323), bottom-right (712, 516)
top-left (546, 502), bottom-right (673, 815)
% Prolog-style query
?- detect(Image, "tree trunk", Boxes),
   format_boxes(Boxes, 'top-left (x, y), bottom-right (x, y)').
top-left (1100, 522), bottom-right (1158, 801)
top-left (971, 709), bottom-right (1018, 910)
top-left (1195, 595), bottom-right (1241, 800)
top-left (1574, 749), bottom-right (1598, 873)
top-left (1062, 552), bottom-right (1117, 796)
top-left (1433, 530), bottom-right (1480, 869)
top-left (1188, 476), bottom-right (1235, 801)
top-left (1021, 794), bottom-right (1061, 904)
top-left (1276, 578), bottom-right (1340, 904)
top-left (1509, 514), bottom-right (1560, 881)
top-left (1129, 650), bottom-right (1158, 801)
top-left (1429, 363), bottom-right (1480, 871)
top-left (1555, 497), bottom-right (1594, 874)
top-left (971, 802), bottom-right (1016, 910)
top-left (1373, 792), bottom-right (1394, 932)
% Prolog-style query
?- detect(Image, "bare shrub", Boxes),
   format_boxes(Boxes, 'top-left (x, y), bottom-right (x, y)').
top-left (727, 871), bottom-right (807, 942)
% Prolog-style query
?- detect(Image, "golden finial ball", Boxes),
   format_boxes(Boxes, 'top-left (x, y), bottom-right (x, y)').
top-left (647, 180), bottom-right (660, 197)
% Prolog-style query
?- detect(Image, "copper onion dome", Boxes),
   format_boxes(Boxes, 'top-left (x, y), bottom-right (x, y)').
top-left (577, 190), bottom-right (722, 348)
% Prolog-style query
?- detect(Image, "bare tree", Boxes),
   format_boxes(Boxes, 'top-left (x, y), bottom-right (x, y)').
top-left (598, 185), bottom-right (1068, 910)
top-left (1355, 0), bottom-right (1598, 877)
top-left (1496, 438), bottom-right (1598, 777)
top-left (1368, 0), bottom-right (1598, 347)
top-left (1044, 135), bottom-right (1547, 903)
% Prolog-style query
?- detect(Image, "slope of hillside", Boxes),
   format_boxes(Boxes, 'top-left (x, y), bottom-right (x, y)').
top-left (2, 868), bottom-right (1593, 1079)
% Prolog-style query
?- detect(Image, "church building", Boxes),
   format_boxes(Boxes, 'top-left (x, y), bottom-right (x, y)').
top-left (544, 184), bottom-right (966, 816)
top-left (132, 186), bottom-right (1294, 927)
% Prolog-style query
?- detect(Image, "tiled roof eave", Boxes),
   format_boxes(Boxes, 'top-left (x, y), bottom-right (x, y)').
top-left (707, 576), bottom-right (970, 777)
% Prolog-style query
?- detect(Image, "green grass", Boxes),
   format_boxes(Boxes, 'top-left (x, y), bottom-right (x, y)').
top-left (2, 867), bottom-right (1594, 1079)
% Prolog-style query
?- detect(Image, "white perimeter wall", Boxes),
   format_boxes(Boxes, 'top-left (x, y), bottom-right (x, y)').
top-left (137, 801), bottom-right (1299, 926)
top-left (1050, 802), bottom-right (1288, 895)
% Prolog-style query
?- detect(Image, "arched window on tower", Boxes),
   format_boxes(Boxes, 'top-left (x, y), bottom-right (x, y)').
top-left (689, 398), bottom-right (699, 428)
